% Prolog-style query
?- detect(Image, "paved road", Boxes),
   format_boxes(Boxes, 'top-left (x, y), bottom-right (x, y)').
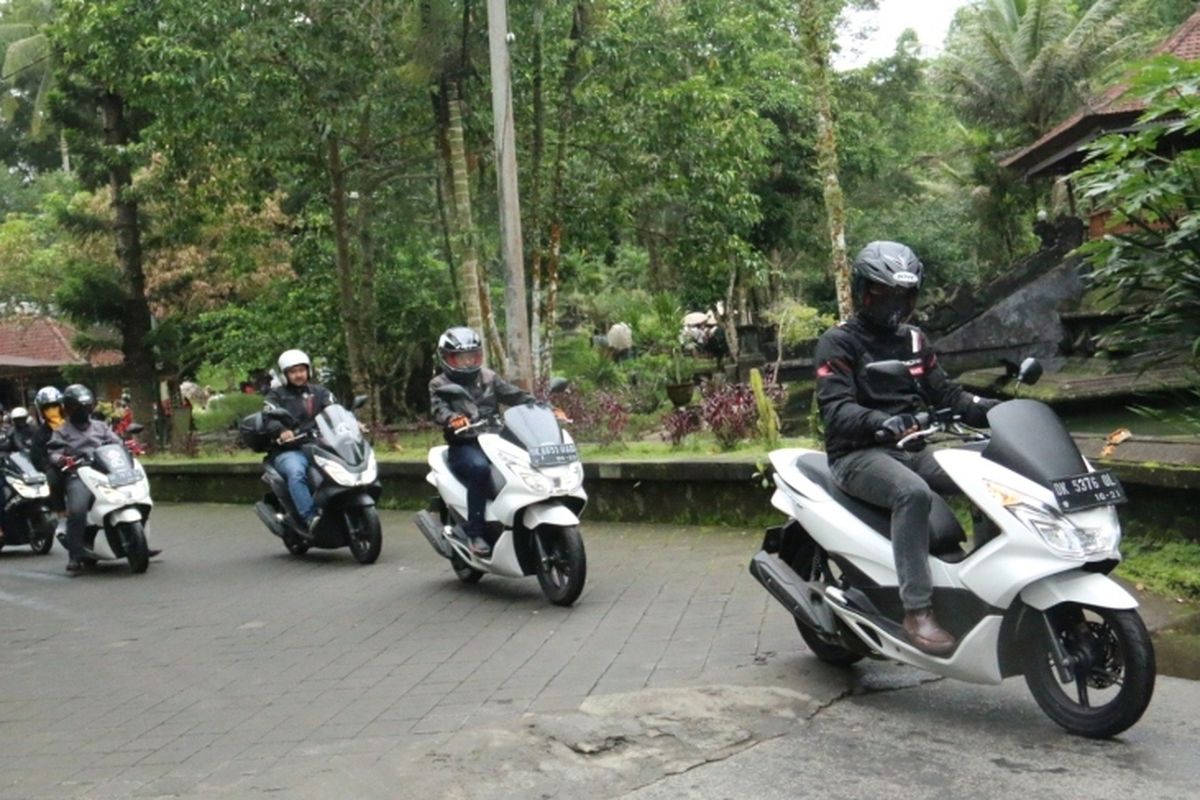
top-left (0, 505), bottom-right (1196, 799)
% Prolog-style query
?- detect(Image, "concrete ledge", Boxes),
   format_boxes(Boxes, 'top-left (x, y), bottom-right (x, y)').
top-left (144, 440), bottom-right (1197, 528)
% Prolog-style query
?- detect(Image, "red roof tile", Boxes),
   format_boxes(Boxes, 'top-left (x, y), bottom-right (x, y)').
top-left (1001, 10), bottom-right (1200, 176)
top-left (0, 316), bottom-right (123, 370)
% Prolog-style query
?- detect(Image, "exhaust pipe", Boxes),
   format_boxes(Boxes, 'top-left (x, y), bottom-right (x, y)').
top-left (415, 510), bottom-right (452, 558)
top-left (749, 552), bottom-right (838, 635)
top-left (254, 501), bottom-right (286, 538)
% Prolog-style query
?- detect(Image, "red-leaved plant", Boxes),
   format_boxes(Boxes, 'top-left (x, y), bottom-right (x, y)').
top-left (554, 387), bottom-right (630, 446)
top-left (662, 406), bottom-right (702, 447)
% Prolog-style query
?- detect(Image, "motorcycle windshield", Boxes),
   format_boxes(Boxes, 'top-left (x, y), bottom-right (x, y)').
top-left (314, 405), bottom-right (366, 465)
top-left (4, 450), bottom-right (40, 480)
top-left (92, 444), bottom-right (134, 474)
top-left (502, 404), bottom-right (563, 450)
top-left (982, 399), bottom-right (1086, 487)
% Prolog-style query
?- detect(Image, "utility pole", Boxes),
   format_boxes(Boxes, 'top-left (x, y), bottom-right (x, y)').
top-left (486, 0), bottom-right (534, 387)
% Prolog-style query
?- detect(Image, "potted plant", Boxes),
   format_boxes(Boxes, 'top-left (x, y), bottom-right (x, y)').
top-left (666, 348), bottom-right (695, 408)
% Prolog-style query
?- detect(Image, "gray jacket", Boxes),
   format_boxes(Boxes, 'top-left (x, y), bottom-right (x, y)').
top-left (47, 419), bottom-right (123, 465)
top-left (429, 369), bottom-right (533, 443)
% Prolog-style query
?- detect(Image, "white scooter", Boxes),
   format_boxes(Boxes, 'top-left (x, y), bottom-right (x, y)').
top-left (750, 358), bottom-right (1155, 738)
top-left (55, 432), bottom-right (156, 574)
top-left (415, 379), bottom-right (588, 606)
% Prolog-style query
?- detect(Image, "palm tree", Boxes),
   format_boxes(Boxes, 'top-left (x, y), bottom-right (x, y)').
top-left (939, 0), bottom-right (1133, 145)
top-left (1, 1), bottom-right (68, 169)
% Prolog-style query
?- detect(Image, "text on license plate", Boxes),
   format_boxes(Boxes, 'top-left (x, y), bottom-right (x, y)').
top-left (1050, 470), bottom-right (1127, 512)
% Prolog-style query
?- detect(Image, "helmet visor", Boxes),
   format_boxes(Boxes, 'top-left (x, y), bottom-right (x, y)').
top-left (864, 284), bottom-right (917, 328)
top-left (445, 349), bottom-right (483, 370)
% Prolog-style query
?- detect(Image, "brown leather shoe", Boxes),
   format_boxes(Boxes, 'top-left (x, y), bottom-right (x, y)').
top-left (903, 608), bottom-right (956, 656)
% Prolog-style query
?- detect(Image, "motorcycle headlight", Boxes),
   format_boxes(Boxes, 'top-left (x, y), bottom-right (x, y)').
top-left (10, 479), bottom-right (37, 498)
top-left (314, 453), bottom-right (375, 487)
top-left (985, 481), bottom-right (1121, 558)
top-left (498, 453), bottom-right (553, 494)
top-left (96, 482), bottom-right (128, 504)
top-left (552, 461), bottom-right (585, 492)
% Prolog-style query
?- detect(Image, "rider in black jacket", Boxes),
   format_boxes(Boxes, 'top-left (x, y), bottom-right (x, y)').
top-left (815, 241), bottom-right (999, 656)
top-left (429, 326), bottom-right (557, 558)
top-left (263, 349), bottom-right (336, 533)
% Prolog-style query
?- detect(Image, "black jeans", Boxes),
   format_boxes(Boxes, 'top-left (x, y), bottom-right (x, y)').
top-left (447, 441), bottom-right (491, 538)
top-left (63, 475), bottom-right (92, 561)
top-left (830, 446), bottom-right (958, 611)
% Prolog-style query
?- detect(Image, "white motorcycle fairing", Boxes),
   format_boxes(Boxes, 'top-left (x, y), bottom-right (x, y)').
top-left (76, 456), bottom-right (153, 560)
top-left (768, 442), bottom-right (1134, 686)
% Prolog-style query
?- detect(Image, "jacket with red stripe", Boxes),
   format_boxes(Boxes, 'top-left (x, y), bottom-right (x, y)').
top-left (263, 382), bottom-right (337, 454)
top-left (814, 317), bottom-right (995, 463)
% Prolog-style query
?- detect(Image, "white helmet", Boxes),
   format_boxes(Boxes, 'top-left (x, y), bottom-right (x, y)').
top-left (10, 406), bottom-right (29, 423)
top-left (277, 349), bottom-right (311, 379)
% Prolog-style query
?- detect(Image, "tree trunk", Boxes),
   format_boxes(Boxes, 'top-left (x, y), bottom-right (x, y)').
top-left (486, 0), bottom-right (533, 388)
top-left (799, 0), bottom-right (853, 321)
top-left (541, 0), bottom-right (590, 378)
top-left (528, 0), bottom-right (547, 383)
top-left (326, 134), bottom-right (372, 411)
top-left (100, 91), bottom-right (156, 435)
top-left (439, 80), bottom-right (504, 369)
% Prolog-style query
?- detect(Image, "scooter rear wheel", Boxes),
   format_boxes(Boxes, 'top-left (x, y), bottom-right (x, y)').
top-left (789, 540), bottom-right (863, 666)
top-left (1023, 604), bottom-right (1156, 738)
top-left (450, 553), bottom-right (485, 583)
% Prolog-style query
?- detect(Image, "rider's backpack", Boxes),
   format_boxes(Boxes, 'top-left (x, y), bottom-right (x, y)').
top-left (238, 412), bottom-right (271, 453)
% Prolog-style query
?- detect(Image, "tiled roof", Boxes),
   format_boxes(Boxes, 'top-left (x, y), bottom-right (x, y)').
top-left (0, 316), bottom-right (123, 369)
top-left (1001, 9), bottom-right (1200, 176)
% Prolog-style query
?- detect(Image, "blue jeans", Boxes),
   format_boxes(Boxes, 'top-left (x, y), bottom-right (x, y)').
top-left (274, 450), bottom-right (316, 522)
top-left (447, 442), bottom-right (491, 538)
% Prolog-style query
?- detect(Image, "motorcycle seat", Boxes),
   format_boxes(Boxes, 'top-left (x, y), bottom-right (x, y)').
top-left (793, 452), bottom-right (966, 557)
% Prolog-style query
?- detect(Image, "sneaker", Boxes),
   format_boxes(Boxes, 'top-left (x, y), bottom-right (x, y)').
top-left (469, 536), bottom-right (492, 558)
top-left (65, 560), bottom-right (83, 576)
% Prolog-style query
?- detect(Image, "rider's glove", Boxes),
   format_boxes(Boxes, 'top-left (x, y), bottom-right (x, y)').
top-left (877, 414), bottom-right (919, 443)
top-left (58, 455), bottom-right (78, 472)
top-left (553, 407), bottom-right (570, 423)
top-left (448, 415), bottom-right (471, 431)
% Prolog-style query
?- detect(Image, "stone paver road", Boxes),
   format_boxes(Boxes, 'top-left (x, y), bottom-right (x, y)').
top-left (2, 504), bottom-right (1197, 799)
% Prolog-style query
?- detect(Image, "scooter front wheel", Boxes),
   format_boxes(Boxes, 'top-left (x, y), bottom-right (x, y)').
top-left (1023, 604), bottom-right (1156, 738)
top-left (534, 525), bottom-right (586, 607)
top-left (120, 521), bottom-right (150, 574)
top-left (30, 509), bottom-right (56, 555)
top-left (345, 507), bottom-right (382, 565)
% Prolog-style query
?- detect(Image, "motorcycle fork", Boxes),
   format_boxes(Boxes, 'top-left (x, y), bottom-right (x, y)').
top-left (1042, 609), bottom-right (1078, 684)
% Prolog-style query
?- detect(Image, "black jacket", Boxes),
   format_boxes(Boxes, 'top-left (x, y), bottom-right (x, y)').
top-left (429, 369), bottom-right (533, 444)
top-left (0, 424), bottom-right (36, 455)
top-left (263, 382), bottom-right (337, 453)
top-left (815, 317), bottom-right (996, 463)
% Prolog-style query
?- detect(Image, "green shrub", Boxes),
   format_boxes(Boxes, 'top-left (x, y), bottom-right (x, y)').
top-left (193, 392), bottom-right (264, 434)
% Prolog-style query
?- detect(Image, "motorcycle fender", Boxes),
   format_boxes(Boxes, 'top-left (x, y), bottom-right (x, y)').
top-left (108, 508), bottom-right (143, 525)
top-left (1020, 571), bottom-right (1138, 611)
top-left (522, 503), bottom-right (579, 530)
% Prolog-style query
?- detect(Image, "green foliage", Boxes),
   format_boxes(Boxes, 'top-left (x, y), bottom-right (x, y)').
top-left (766, 299), bottom-right (834, 347)
top-left (1118, 535), bottom-right (1200, 601)
top-left (192, 392), bottom-right (263, 435)
top-left (750, 368), bottom-right (780, 448)
top-left (1074, 56), bottom-right (1200, 365)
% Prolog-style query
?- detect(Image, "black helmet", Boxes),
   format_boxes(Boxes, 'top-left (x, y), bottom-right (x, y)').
top-left (62, 384), bottom-right (96, 426)
top-left (437, 326), bottom-right (484, 384)
top-left (851, 241), bottom-right (923, 332)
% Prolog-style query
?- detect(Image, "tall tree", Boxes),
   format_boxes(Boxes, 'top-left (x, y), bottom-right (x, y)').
top-left (800, 0), bottom-right (852, 320)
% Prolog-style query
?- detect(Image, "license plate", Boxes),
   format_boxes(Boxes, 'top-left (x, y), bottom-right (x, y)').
top-left (1051, 469), bottom-right (1127, 512)
top-left (109, 469), bottom-right (138, 487)
top-left (529, 443), bottom-right (579, 467)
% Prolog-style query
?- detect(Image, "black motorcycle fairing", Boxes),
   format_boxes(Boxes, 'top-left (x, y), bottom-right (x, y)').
top-left (982, 399), bottom-right (1086, 488)
top-left (501, 404), bottom-right (564, 451)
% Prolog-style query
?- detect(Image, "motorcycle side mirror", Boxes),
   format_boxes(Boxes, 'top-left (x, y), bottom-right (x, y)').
top-left (126, 423), bottom-right (145, 435)
top-left (1017, 357), bottom-right (1043, 386)
top-left (548, 377), bottom-right (570, 394)
top-left (352, 395), bottom-right (368, 410)
top-left (435, 384), bottom-right (471, 400)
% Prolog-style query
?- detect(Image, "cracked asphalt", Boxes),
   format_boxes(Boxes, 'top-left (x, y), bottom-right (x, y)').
top-left (1, 504), bottom-right (1197, 799)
